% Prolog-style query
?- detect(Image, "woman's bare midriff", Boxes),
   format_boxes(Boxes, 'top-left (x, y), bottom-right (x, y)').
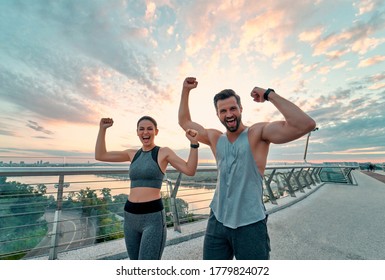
top-left (128, 187), bottom-right (161, 202)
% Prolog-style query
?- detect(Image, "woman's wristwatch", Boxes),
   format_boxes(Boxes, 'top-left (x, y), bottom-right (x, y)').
top-left (190, 143), bottom-right (199, 149)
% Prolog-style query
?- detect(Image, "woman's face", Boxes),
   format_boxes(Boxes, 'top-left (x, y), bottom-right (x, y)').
top-left (137, 119), bottom-right (158, 147)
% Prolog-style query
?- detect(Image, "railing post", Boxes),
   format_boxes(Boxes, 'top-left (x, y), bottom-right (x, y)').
top-left (166, 173), bottom-right (182, 233)
top-left (283, 169), bottom-right (297, 196)
top-left (302, 168), bottom-right (311, 189)
top-left (275, 175), bottom-right (285, 196)
top-left (305, 168), bottom-right (314, 185)
top-left (49, 174), bottom-right (64, 260)
top-left (341, 167), bottom-right (354, 184)
top-left (311, 167), bottom-right (320, 184)
top-left (264, 169), bottom-right (277, 205)
top-left (293, 168), bottom-right (305, 192)
top-left (315, 167), bottom-right (322, 182)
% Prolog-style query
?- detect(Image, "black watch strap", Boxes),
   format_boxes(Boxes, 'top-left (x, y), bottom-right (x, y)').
top-left (190, 143), bottom-right (199, 149)
top-left (263, 88), bottom-right (275, 101)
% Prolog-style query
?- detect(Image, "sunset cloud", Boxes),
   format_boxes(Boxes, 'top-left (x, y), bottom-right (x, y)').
top-left (358, 55), bottom-right (385, 67)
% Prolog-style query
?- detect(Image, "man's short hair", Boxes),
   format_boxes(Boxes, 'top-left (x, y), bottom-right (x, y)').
top-left (213, 89), bottom-right (242, 110)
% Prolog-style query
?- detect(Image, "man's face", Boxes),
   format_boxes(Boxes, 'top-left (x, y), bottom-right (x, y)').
top-left (216, 97), bottom-right (242, 132)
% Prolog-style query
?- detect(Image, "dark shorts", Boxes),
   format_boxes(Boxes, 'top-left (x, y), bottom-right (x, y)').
top-left (203, 211), bottom-right (270, 260)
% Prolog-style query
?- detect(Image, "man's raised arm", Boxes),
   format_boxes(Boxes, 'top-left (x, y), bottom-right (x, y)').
top-left (178, 77), bottom-right (197, 130)
top-left (178, 77), bottom-right (212, 145)
top-left (250, 87), bottom-right (316, 144)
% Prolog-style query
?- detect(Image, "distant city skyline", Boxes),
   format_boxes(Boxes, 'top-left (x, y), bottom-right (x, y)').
top-left (1, 1), bottom-right (384, 164)
top-left (0, 156), bottom-right (381, 167)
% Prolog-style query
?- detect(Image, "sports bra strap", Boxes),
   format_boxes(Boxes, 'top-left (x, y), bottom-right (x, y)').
top-left (151, 146), bottom-right (160, 162)
top-left (131, 149), bottom-right (142, 163)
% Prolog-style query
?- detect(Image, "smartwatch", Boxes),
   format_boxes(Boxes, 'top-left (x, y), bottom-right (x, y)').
top-left (263, 88), bottom-right (275, 101)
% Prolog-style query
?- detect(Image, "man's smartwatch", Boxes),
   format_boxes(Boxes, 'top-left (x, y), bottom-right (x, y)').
top-left (263, 88), bottom-right (275, 101)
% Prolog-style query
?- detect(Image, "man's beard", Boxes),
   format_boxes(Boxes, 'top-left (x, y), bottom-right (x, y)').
top-left (221, 116), bottom-right (241, 132)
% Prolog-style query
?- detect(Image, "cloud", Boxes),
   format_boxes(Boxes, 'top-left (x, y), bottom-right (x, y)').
top-left (311, 9), bottom-right (385, 57)
top-left (358, 55), bottom-right (385, 67)
top-left (239, 8), bottom-right (291, 58)
top-left (299, 27), bottom-right (325, 42)
top-left (0, 147), bottom-right (94, 158)
top-left (337, 147), bottom-right (385, 154)
top-left (354, 0), bottom-right (377, 15)
top-left (26, 121), bottom-right (54, 135)
top-left (368, 83), bottom-right (385, 90)
top-left (0, 0), bottom-right (173, 125)
top-left (0, 129), bottom-right (17, 137)
top-left (1, 0), bottom-right (384, 164)
top-left (360, 71), bottom-right (385, 90)
top-left (304, 78), bottom-right (385, 159)
top-left (145, 2), bottom-right (157, 21)
top-left (351, 37), bottom-right (385, 55)
top-left (310, 116), bottom-right (385, 155)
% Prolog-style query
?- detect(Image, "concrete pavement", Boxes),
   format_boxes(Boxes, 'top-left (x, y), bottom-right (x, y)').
top-left (163, 170), bottom-right (385, 260)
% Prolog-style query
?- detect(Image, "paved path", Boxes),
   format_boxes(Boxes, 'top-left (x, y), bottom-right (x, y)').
top-left (162, 170), bottom-right (385, 260)
top-left (266, 170), bottom-right (385, 259)
top-left (361, 170), bottom-right (385, 183)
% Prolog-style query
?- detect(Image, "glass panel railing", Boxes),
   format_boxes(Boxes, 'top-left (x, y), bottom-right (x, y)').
top-left (318, 167), bottom-right (355, 184)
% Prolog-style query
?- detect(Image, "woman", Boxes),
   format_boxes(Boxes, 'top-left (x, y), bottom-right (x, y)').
top-left (95, 116), bottom-right (199, 260)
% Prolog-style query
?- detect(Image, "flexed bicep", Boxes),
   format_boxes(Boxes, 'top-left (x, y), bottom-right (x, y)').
top-left (262, 121), bottom-right (307, 144)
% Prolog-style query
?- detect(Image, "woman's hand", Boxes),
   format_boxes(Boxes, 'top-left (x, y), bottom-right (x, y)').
top-left (185, 128), bottom-right (199, 144)
top-left (100, 118), bottom-right (114, 129)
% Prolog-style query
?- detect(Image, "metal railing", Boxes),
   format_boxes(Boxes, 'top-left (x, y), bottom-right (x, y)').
top-left (0, 163), bottom-right (357, 260)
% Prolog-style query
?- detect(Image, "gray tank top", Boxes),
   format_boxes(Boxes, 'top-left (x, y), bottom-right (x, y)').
top-left (210, 128), bottom-right (266, 229)
top-left (129, 146), bottom-right (164, 189)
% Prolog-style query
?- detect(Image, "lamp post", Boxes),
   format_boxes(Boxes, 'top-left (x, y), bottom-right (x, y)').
top-left (303, 127), bottom-right (319, 163)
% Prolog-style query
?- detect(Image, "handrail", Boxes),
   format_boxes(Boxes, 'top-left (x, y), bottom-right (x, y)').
top-left (0, 166), bottom-right (130, 176)
top-left (0, 163), bottom-right (358, 260)
top-left (0, 163), bottom-right (327, 176)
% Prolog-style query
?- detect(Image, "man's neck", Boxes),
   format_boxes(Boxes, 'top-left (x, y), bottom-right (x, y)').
top-left (226, 124), bottom-right (246, 143)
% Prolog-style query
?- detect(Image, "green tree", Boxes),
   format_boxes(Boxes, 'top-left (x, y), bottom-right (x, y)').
top-left (77, 188), bottom-right (98, 216)
top-left (0, 177), bottom-right (48, 260)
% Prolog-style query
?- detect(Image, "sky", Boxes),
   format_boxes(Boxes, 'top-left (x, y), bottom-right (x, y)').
top-left (0, 0), bottom-right (384, 165)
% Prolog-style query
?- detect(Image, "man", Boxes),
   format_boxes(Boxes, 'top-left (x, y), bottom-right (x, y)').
top-left (178, 77), bottom-right (316, 260)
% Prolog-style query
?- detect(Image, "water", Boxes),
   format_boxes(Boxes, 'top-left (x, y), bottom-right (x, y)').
top-left (6, 174), bottom-right (215, 215)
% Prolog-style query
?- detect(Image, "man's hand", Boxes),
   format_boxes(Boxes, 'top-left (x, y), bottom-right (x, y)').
top-left (250, 87), bottom-right (266, 103)
top-left (100, 118), bottom-right (114, 129)
top-left (183, 77), bottom-right (198, 90)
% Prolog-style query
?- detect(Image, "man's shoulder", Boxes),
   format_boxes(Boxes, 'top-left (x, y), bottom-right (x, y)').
top-left (205, 128), bottom-right (223, 148)
top-left (250, 122), bottom-right (269, 129)
top-left (207, 128), bottom-right (223, 137)
top-left (248, 122), bottom-right (270, 143)
top-left (249, 122), bottom-right (268, 133)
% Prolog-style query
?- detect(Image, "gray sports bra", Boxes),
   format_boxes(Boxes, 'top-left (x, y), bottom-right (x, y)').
top-left (129, 146), bottom-right (164, 189)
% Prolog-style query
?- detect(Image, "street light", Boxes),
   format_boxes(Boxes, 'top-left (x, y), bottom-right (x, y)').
top-left (303, 127), bottom-right (319, 163)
